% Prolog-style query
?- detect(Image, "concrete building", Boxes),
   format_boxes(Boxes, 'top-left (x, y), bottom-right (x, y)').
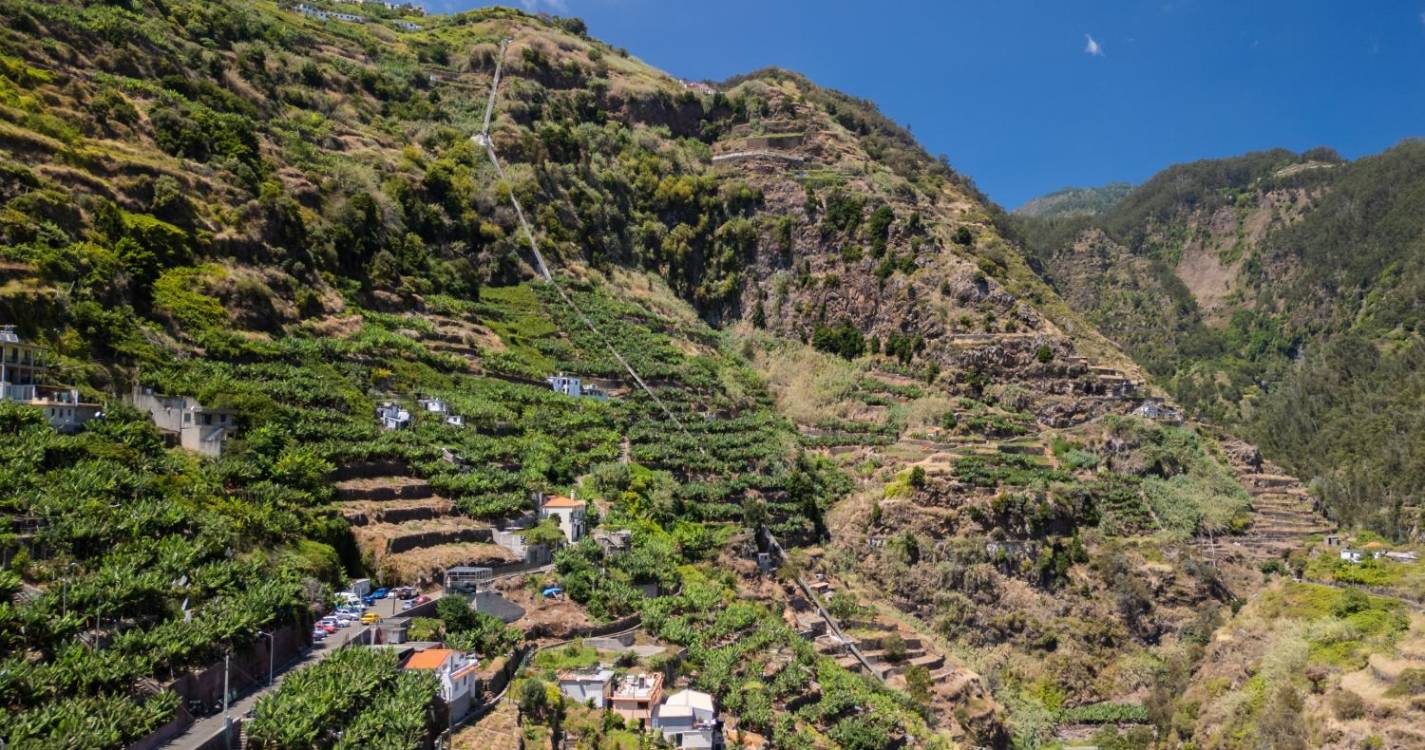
top-left (403, 648), bottom-right (480, 722)
top-left (1133, 397), bottom-right (1184, 424)
top-left (1340, 549), bottom-right (1365, 564)
top-left (0, 326), bottom-right (44, 401)
top-left (557, 668), bottom-right (615, 708)
top-left (546, 374), bottom-right (608, 400)
top-left (653, 689), bottom-right (719, 749)
top-left (539, 494), bottom-right (587, 543)
top-left (593, 528), bottom-right (632, 555)
top-left (443, 565), bottom-right (493, 594)
top-left (377, 402), bottom-right (411, 430)
top-left (610, 672), bottom-right (663, 724)
top-left (1, 327), bottom-right (101, 433)
top-left (131, 387), bottom-right (237, 457)
top-left (31, 388), bottom-right (102, 433)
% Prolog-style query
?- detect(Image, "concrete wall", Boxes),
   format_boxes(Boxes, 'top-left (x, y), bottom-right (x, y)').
top-left (166, 620), bottom-right (310, 714)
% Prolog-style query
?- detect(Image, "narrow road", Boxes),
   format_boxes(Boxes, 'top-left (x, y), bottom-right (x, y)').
top-left (159, 623), bottom-right (372, 750)
top-left (159, 591), bottom-right (453, 749)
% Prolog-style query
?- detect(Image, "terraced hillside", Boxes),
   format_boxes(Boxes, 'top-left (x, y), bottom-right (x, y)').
top-left (1014, 145), bottom-right (1425, 540)
top-left (0, 2), bottom-right (1345, 748)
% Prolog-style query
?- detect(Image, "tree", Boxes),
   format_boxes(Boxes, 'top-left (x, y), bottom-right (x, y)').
top-left (812, 321), bottom-right (865, 360)
top-left (882, 633), bottom-right (908, 663)
top-left (904, 665), bottom-right (932, 706)
top-left (519, 678), bottom-right (549, 720)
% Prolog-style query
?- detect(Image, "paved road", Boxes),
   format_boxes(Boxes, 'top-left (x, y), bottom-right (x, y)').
top-left (159, 613), bottom-right (381, 749)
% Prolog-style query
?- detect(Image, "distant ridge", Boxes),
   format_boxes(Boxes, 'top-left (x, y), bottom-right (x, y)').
top-left (1014, 181), bottom-right (1134, 218)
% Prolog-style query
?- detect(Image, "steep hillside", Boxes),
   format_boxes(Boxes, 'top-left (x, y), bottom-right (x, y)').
top-left (1016, 143), bottom-right (1425, 539)
top-left (0, 2), bottom-right (1336, 748)
top-left (1014, 182), bottom-right (1134, 219)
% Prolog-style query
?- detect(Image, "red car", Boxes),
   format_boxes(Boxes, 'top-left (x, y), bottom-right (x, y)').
top-left (414, 595), bottom-right (430, 604)
top-left (321, 623), bottom-right (337, 634)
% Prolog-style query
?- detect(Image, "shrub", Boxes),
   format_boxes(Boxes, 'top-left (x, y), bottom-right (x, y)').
top-left (1329, 689), bottom-right (1365, 719)
top-left (812, 321), bottom-right (865, 360)
top-left (1387, 668), bottom-right (1425, 697)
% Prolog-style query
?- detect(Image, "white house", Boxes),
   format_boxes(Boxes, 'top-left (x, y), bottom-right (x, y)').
top-left (376, 402), bottom-right (411, 430)
top-left (31, 388), bottom-right (102, 433)
top-left (558, 668), bottom-right (614, 708)
top-left (403, 648), bottom-right (480, 721)
top-left (1, 327), bottom-right (101, 433)
top-left (653, 689), bottom-right (719, 749)
top-left (131, 387), bottom-right (238, 457)
top-left (539, 494), bottom-right (587, 543)
top-left (1340, 549), bottom-right (1364, 564)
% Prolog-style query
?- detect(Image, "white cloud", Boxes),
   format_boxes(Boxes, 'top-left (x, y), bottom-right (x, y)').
top-left (1419, 10), bottom-right (1425, 26)
top-left (1084, 34), bottom-right (1104, 56)
top-left (522, 0), bottom-right (570, 11)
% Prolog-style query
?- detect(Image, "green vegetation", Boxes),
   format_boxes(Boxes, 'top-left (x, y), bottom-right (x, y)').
top-left (1015, 142), bottom-right (1425, 539)
top-left (247, 647), bottom-right (438, 750)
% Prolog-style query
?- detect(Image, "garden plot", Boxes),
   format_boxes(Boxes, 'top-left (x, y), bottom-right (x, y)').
top-left (340, 497), bottom-right (456, 526)
top-left (351, 517), bottom-right (495, 559)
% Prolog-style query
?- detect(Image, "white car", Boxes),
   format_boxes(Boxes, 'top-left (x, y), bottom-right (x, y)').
top-left (311, 627), bottom-right (327, 640)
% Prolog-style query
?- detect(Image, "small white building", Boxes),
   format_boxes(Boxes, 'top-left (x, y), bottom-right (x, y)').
top-left (1133, 398), bottom-right (1183, 424)
top-left (558, 668), bottom-right (615, 708)
top-left (547, 374), bottom-right (609, 400)
top-left (376, 402), bottom-right (411, 430)
top-left (653, 689), bottom-right (719, 749)
top-left (1340, 549), bottom-right (1364, 564)
top-left (131, 387), bottom-right (238, 457)
top-left (539, 494), bottom-right (587, 543)
top-left (1380, 551), bottom-right (1420, 563)
top-left (31, 388), bottom-right (102, 433)
top-left (403, 648), bottom-right (480, 722)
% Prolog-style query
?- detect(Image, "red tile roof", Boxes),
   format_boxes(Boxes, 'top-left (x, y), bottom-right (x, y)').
top-left (404, 648), bottom-right (456, 670)
top-left (542, 495), bottom-right (585, 508)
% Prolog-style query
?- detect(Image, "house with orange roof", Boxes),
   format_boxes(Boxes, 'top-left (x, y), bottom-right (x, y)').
top-left (403, 647), bottom-right (480, 720)
top-left (538, 493), bottom-right (587, 543)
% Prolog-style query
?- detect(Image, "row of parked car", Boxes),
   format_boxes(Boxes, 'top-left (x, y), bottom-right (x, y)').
top-left (311, 586), bottom-right (431, 641)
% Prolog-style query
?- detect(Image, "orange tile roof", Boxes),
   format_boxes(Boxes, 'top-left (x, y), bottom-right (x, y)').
top-left (542, 495), bottom-right (585, 508)
top-left (404, 648), bottom-right (456, 670)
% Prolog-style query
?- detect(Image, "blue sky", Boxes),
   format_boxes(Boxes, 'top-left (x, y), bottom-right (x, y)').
top-left (427, 1), bottom-right (1425, 208)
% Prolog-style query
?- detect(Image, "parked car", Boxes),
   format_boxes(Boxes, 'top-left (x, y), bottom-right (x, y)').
top-left (360, 612), bottom-right (381, 624)
top-left (311, 627), bottom-right (327, 640)
top-left (401, 599), bottom-right (414, 610)
top-left (414, 595), bottom-right (429, 605)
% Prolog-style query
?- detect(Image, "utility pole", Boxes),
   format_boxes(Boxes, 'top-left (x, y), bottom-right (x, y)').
top-left (223, 651), bottom-right (232, 750)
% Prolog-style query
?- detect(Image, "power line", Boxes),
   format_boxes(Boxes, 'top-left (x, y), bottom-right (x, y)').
top-left (473, 39), bottom-right (701, 449)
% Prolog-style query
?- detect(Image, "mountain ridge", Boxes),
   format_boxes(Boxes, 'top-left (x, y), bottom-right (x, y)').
top-left (0, 3), bottom-right (1380, 749)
